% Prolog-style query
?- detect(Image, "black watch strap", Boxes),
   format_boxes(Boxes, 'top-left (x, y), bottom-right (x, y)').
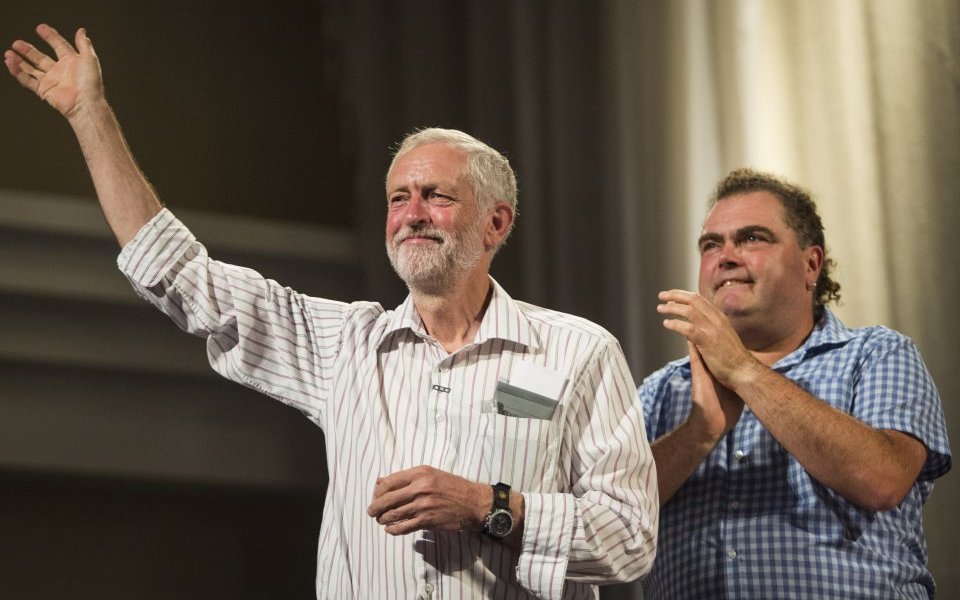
top-left (492, 482), bottom-right (511, 510)
top-left (483, 482), bottom-right (514, 538)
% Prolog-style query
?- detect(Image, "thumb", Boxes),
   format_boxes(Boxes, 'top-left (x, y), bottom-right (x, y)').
top-left (75, 28), bottom-right (97, 57)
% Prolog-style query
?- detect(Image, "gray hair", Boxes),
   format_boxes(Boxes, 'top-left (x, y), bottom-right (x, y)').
top-left (388, 128), bottom-right (518, 247)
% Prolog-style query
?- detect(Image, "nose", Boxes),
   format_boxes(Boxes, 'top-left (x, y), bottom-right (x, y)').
top-left (403, 196), bottom-right (430, 226)
top-left (717, 240), bottom-right (742, 269)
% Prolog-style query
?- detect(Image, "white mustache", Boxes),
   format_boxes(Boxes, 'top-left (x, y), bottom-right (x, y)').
top-left (394, 227), bottom-right (448, 245)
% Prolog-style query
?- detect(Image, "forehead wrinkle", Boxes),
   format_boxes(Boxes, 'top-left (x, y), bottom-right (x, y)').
top-left (386, 178), bottom-right (468, 200)
top-left (386, 154), bottom-right (469, 195)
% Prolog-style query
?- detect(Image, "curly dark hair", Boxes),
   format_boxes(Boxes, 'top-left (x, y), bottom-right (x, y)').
top-left (708, 168), bottom-right (841, 321)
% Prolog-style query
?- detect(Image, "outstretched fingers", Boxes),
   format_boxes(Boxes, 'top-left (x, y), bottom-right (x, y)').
top-left (6, 35), bottom-right (62, 97)
top-left (35, 24), bottom-right (77, 60)
top-left (6, 24), bottom-right (103, 114)
top-left (11, 39), bottom-right (57, 72)
top-left (6, 24), bottom-right (79, 86)
top-left (4, 48), bottom-right (40, 94)
top-left (74, 28), bottom-right (96, 57)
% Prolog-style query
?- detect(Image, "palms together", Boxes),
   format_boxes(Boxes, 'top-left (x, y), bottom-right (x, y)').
top-left (4, 24), bottom-right (103, 118)
top-left (688, 341), bottom-right (744, 441)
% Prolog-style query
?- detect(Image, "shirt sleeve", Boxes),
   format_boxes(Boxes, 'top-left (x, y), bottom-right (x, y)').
top-left (637, 361), bottom-right (688, 444)
top-left (116, 209), bottom-right (353, 427)
top-left (515, 338), bottom-right (659, 598)
top-left (854, 331), bottom-right (951, 481)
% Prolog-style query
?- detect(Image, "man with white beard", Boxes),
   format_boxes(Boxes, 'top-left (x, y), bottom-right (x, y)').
top-left (6, 24), bottom-right (658, 599)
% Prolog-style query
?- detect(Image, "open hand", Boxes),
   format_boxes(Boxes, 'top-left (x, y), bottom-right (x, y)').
top-left (4, 24), bottom-right (104, 118)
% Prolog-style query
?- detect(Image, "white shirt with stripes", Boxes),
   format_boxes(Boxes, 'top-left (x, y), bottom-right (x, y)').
top-left (118, 209), bottom-right (658, 599)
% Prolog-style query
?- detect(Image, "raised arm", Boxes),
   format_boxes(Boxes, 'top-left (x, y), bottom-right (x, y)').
top-left (5, 24), bottom-right (162, 246)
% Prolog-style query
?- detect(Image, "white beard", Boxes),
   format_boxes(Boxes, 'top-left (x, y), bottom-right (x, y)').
top-left (386, 219), bottom-right (485, 295)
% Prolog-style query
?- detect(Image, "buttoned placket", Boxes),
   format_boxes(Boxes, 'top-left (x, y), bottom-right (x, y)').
top-left (433, 357), bottom-right (452, 423)
top-left (417, 575), bottom-right (437, 599)
top-left (419, 345), bottom-right (466, 597)
top-left (723, 414), bottom-right (752, 591)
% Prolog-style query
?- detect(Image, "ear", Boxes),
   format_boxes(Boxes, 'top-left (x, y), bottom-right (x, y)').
top-left (803, 245), bottom-right (824, 290)
top-left (484, 202), bottom-right (514, 250)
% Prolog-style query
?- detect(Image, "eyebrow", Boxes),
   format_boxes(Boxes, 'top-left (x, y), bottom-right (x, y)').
top-left (697, 232), bottom-right (723, 248)
top-left (736, 225), bottom-right (778, 241)
top-left (387, 181), bottom-right (455, 196)
top-left (697, 225), bottom-right (780, 248)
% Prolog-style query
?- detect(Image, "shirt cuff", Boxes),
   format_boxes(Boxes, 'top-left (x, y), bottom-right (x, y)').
top-left (117, 208), bottom-right (196, 288)
top-left (516, 492), bottom-right (576, 599)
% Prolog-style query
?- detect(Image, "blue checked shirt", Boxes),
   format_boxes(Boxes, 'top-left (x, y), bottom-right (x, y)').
top-left (640, 309), bottom-right (951, 599)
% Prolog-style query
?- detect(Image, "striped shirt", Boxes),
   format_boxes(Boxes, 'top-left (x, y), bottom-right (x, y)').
top-left (640, 308), bottom-right (951, 599)
top-left (117, 209), bottom-right (658, 599)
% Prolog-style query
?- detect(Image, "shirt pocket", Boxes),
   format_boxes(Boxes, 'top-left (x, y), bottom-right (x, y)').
top-left (478, 412), bottom-right (559, 493)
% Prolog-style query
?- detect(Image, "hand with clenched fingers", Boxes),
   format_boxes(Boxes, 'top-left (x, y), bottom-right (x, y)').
top-left (368, 465), bottom-right (490, 535)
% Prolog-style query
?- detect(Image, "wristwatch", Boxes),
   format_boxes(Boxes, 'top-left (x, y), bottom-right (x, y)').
top-left (482, 482), bottom-right (514, 538)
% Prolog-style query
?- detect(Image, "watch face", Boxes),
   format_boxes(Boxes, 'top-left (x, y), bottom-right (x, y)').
top-left (487, 510), bottom-right (513, 537)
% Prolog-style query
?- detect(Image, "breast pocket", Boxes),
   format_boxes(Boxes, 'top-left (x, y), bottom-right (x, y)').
top-left (479, 413), bottom-right (558, 493)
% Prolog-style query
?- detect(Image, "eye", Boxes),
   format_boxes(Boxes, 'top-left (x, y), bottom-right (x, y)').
top-left (428, 190), bottom-right (453, 205)
top-left (699, 240), bottom-right (719, 254)
top-left (388, 194), bottom-right (408, 208)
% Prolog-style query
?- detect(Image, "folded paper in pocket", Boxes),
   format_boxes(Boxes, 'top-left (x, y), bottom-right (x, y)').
top-left (494, 380), bottom-right (559, 420)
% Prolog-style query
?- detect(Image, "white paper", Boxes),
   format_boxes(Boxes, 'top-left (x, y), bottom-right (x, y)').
top-left (508, 361), bottom-right (567, 400)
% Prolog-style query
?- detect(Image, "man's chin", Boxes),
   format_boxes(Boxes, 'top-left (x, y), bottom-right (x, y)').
top-left (391, 262), bottom-right (453, 292)
top-left (718, 299), bottom-right (753, 319)
top-left (402, 274), bottom-right (455, 295)
top-left (711, 287), bottom-right (752, 309)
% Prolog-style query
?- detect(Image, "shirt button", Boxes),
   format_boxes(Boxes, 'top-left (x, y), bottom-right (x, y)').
top-left (424, 583), bottom-right (434, 593)
top-left (730, 500), bottom-right (741, 509)
top-left (435, 414), bottom-right (445, 423)
top-left (734, 450), bottom-right (745, 460)
top-left (727, 549), bottom-right (738, 559)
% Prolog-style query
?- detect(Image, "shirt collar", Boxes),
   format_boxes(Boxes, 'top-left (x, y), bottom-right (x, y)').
top-left (378, 277), bottom-right (538, 352)
top-left (772, 307), bottom-right (853, 369)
